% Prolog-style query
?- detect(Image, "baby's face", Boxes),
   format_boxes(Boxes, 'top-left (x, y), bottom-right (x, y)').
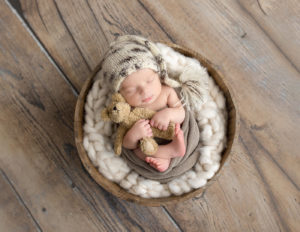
top-left (119, 68), bottom-right (162, 107)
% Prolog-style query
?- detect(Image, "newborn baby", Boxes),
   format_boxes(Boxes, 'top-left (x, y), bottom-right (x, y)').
top-left (120, 68), bottom-right (186, 172)
top-left (101, 35), bottom-right (186, 172)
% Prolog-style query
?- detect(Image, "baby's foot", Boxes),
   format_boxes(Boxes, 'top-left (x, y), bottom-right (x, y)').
top-left (170, 123), bottom-right (186, 157)
top-left (145, 157), bottom-right (171, 172)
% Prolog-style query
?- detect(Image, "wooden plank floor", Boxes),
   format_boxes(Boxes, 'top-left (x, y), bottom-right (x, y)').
top-left (1, 0), bottom-right (299, 231)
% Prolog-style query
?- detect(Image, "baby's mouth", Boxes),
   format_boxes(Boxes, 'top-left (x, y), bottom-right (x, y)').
top-left (142, 95), bottom-right (153, 103)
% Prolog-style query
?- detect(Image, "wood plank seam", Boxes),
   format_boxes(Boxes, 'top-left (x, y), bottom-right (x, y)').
top-left (256, 0), bottom-right (267, 15)
top-left (52, 0), bottom-right (92, 72)
top-left (161, 207), bottom-right (183, 232)
top-left (137, 0), bottom-right (175, 43)
top-left (5, 0), bottom-right (79, 96)
top-left (0, 168), bottom-right (43, 232)
top-left (70, 184), bottom-right (121, 231)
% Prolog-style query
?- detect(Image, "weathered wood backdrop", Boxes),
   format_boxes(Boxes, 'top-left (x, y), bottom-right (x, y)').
top-left (0, 0), bottom-right (299, 231)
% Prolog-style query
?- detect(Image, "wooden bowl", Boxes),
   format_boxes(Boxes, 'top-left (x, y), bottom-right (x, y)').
top-left (74, 42), bottom-right (239, 207)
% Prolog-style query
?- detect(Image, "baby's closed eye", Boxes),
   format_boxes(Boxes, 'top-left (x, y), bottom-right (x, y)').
top-left (147, 77), bottom-right (154, 83)
top-left (124, 88), bottom-right (135, 95)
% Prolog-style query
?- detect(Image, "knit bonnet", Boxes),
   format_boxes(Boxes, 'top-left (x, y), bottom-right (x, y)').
top-left (101, 35), bottom-right (169, 92)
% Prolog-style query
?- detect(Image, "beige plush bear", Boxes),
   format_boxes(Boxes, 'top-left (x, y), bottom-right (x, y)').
top-left (101, 93), bottom-right (175, 156)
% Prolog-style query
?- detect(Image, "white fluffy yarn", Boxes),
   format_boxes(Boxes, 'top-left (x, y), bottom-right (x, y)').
top-left (83, 43), bottom-right (227, 198)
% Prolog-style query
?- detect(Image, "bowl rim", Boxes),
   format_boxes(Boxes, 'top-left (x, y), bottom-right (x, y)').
top-left (74, 41), bottom-right (240, 207)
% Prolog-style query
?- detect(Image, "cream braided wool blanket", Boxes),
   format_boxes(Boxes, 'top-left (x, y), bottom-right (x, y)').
top-left (83, 43), bottom-right (227, 198)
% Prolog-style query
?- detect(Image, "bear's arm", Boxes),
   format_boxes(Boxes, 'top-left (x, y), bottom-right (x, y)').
top-left (114, 126), bottom-right (127, 155)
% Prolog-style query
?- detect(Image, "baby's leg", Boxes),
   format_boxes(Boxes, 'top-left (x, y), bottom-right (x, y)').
top-left (133, 148), bottom-right (147, 161)
top-left (134, 124), bottom-right (185, 172)
top-left (151, 123), bottom-right (186, 159)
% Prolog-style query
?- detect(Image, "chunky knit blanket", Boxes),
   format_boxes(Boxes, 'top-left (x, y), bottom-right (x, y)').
top-left (83, 43), bottom-right (227, 198)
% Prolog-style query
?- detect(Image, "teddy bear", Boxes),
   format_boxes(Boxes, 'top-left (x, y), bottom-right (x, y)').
top-left (101, 93), bottom-right (175, 156)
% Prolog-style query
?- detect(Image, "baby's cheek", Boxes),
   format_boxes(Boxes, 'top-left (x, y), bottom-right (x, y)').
top-left (128, 97), bottom-right (140, 106)
top-left (120, 92), bottom-right (142, 107)
top-left (122, 94), bottom-right (132, 102)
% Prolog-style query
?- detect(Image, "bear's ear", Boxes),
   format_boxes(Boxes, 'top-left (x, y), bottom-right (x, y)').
top-left (112, 93), bottom-right (126, 103)
top-left (101, 108), bottom-right (110, 121)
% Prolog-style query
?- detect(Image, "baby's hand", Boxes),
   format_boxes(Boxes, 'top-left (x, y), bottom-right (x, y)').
top-left (130, 119), bottom-right (153, 140)
top-left (150, 109), bottom-right (171, 131)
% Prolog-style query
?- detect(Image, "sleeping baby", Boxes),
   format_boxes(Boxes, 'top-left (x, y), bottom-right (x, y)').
top-left (101, 35), bottom-right (186, 172)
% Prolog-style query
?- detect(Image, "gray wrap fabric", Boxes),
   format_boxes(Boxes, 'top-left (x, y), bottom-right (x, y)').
top-left (121, 108), bottom-right (201, 183)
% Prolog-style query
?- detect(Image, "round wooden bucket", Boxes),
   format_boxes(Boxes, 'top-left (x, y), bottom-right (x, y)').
top-left (74, 42), bottom-right (239, 207)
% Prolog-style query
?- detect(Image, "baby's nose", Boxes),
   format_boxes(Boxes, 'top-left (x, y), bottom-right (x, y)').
top-left (138, 86), bottom-right (148, 95)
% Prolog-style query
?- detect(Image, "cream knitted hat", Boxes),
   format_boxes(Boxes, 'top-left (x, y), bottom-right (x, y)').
top-left (101, 35), bottom-right (168, 92)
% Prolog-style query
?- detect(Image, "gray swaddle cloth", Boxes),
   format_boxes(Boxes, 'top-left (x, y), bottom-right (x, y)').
top-left (121, 108), bottom-right (201, 183)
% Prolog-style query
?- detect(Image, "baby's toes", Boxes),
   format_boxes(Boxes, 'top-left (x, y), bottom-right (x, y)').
top-left (152, 159), bottom-right (159, 167)
top-left (146, 157), bottom-right (154, 163)
top-left (146, 157), bottom-right (158, 169)
top-left (157, 163), bottom-right (168, 172)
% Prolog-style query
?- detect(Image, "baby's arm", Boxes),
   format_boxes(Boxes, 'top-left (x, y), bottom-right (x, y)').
top-left (150, 87), bottom-right (185, 130)
top-left (166, 88), bottom-right (185, 123)
top-left (122, 119), bottom-right (153, 149)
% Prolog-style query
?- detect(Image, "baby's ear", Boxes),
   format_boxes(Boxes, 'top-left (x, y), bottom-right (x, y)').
top-left (112, 93), bottom-right (126, 103)
top-left (101, 108), bottom-right (110, 121)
